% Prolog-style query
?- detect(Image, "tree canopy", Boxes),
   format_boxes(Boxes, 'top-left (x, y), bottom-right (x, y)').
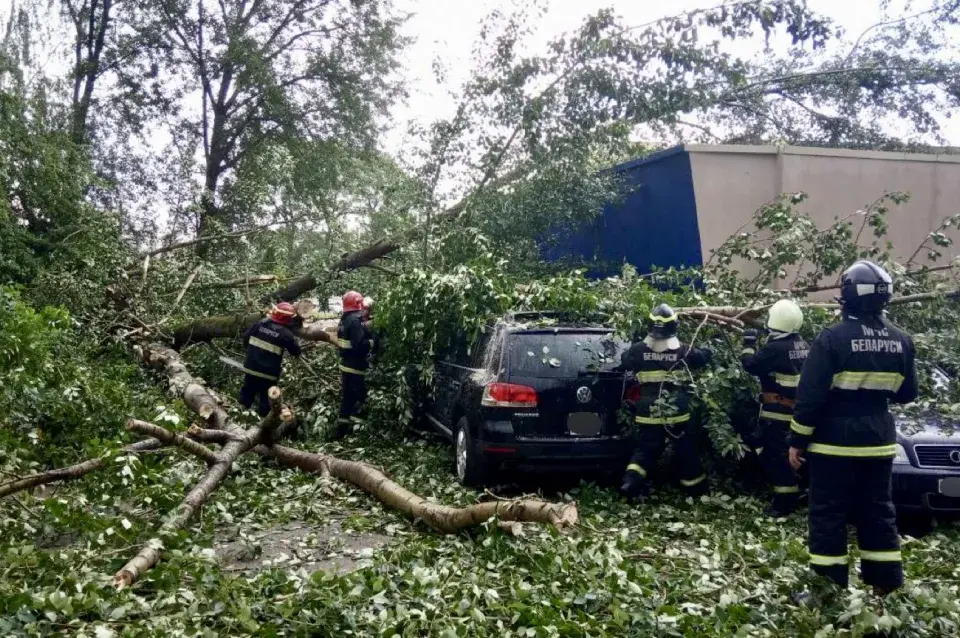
top-left (2, 0), bottom-right (960, 635)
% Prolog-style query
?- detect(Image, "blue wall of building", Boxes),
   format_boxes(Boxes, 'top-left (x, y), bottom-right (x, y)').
top-left (542, 146), bottom-right (703, 278)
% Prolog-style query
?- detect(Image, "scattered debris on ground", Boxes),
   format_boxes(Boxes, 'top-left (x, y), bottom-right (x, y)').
top-left (215, 518), bottom-right (391, 575)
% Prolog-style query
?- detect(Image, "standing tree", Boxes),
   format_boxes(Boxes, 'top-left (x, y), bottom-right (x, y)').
top-left (142, 0), bottom-right (405, 239)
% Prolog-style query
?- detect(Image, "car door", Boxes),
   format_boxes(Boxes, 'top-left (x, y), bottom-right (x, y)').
top-left (428, 332), bottom-right (477, 439)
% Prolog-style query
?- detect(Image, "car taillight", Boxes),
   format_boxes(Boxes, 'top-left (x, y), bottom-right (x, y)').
top-left (482, 382), bottom-right (538, 408)
top-left (624, 385), bottom-right (642, 403)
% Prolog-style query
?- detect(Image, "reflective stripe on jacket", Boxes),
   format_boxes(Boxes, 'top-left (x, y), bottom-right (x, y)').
top-left (338, 311), bottom-right (371, 374)
top-left (619, 340), bottom-right (711, 422)
top-left (741, 332), bottom-right (809, 421)
top-left (242, 318), bottom-right (301, 380)
top-left (788, 315), bottom-right (917, 456)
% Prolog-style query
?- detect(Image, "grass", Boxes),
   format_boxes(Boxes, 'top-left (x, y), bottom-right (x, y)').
top-left (1, 421), bottom-right (959, 637)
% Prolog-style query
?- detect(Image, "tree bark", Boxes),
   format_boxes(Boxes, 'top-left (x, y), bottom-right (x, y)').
top-left (69, 0), bottom-right (113, 144)
top-left (137, 344), bottom-right (228, 425)
top-left (185, 427), bottom-right (245, 444)
top-left (172, 315), bottom-right (336, 350)
top-left (254, 445), bottom-right (579, 534)
top-left (126, 419), bottom-right (221, 464)
top-left (171, 312), bottom-right (263, 349)
top-left (113, 386), bottom-right (287, 589)
top-left (0, 438), bottom-right (163, 500)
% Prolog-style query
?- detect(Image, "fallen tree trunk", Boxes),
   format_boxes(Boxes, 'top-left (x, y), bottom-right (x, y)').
top-left (113, 386), bottom-right (287, 589)
top-left (170, 168), bottom-right (527, 347)
top-left (171, 312), bottom-right (262, 349)
top-left (172, 316), bottom-right (336, 350)
top-left (254, 444), bottom-right (579, 534)
top-left (681, 289), bottom-right (960, 323)
top-left (265, 167), bottom-right (526, 304)
top-left (0, 438), bottom-right (163, 500)
top-left (109, 341), bottom-right (578, 587)
top-left (786, 262), bottom-right (959, 294)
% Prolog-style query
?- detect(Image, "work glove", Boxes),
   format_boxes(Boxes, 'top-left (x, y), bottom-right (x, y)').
top-left (742, 329), bottom-right (759, 348)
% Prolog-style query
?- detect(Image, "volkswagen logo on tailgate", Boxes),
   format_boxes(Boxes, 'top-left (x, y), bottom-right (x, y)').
top-left (950, 449), bottom-right (960, 465)
top-left (576, 386), bottom-right (592, 404)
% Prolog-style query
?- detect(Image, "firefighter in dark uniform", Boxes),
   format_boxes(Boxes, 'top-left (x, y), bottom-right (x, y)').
top-left (240, 302), bottom-right (302, 416)
top-left (789, 260), bottom-right (917, 595)
top-left (741, 299), bottom-right (809, 517)
top-left (337, 290), bottom-right (372, 437)
top-left (620, 303), bottom-right (713, 499)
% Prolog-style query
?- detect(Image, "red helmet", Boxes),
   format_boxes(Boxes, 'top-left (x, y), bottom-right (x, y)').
top-left (342, 290), bottom-right (364, 313)
top-left (270, 302), bottom-right (297, 325)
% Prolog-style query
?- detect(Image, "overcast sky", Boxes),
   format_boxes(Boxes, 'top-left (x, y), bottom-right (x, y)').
top-left (387, 0), bottom-right (960, 150)
top-left (4, 0), bottom-right (956, 150)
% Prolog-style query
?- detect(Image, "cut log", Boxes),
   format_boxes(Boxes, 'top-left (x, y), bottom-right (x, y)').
top-left (137, 344), bottom-right (228, 426)
top-left (113, 386), bottom-right (286, 589)
top-left (126, 419), bottom-right (222, 464)
top-left (0, 439), bottom-right (163, 499)
top-left (254, 444), bottom-right (579, 534)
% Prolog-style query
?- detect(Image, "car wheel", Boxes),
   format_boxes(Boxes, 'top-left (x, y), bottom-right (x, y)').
top-left (454, 417), bottom-right (486, 487)
top-left (896, 510), bottom-right (935, 537)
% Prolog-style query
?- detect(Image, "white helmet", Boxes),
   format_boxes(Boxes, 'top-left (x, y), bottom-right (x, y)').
top-left (767, 299), bottom-right (803, 334)
top-left (362, 296), bottom-right (374, 309)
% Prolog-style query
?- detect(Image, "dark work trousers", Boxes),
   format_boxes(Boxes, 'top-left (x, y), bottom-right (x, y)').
top-left (627, 421), bottom-right (707, 493)
top-left (808, 454), bottom-right (902, 590)
top-left (758, 419), bottom-right (800, 511)
top-left (338, 372), bottom-right (368, 435)
top-left (239, 375), bottom-right (274, 417)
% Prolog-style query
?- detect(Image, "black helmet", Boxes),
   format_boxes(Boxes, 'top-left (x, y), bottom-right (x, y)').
top-left (839, 260), bottom-right (892, 314)
top-left (648, 303), bottom-right (678, 339)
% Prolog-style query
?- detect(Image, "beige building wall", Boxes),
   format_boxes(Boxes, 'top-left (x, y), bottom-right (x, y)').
top-left (688, 145), bottom-right (960, 287)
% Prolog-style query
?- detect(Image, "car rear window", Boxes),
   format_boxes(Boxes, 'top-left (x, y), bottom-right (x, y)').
top-left (507, 331), bottom-right (627, 378)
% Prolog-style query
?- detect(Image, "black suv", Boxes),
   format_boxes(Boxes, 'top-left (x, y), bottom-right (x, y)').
top-left (421, 312), bottom-right (631, 486)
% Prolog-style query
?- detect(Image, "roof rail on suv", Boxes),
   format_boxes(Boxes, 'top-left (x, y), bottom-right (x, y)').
top-left (503, 310), bottom-right (609, 325)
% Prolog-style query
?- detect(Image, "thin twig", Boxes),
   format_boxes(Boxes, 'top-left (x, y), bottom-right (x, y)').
top-left (156, 265), bottom-right (203, 327)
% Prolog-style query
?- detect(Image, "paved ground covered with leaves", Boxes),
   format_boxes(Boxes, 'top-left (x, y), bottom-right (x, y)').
top-left (2, 421), bottom-right (959, 638)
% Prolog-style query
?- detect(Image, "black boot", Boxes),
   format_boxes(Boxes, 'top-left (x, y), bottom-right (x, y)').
top-left (620, 471), bottom-right (649, 501)
top-left (335, 418), bottom-right (353, 439)
top-left (764, 504), bottom-right (794, 518)
top-left (765, 491), bottom-right (799, 518)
